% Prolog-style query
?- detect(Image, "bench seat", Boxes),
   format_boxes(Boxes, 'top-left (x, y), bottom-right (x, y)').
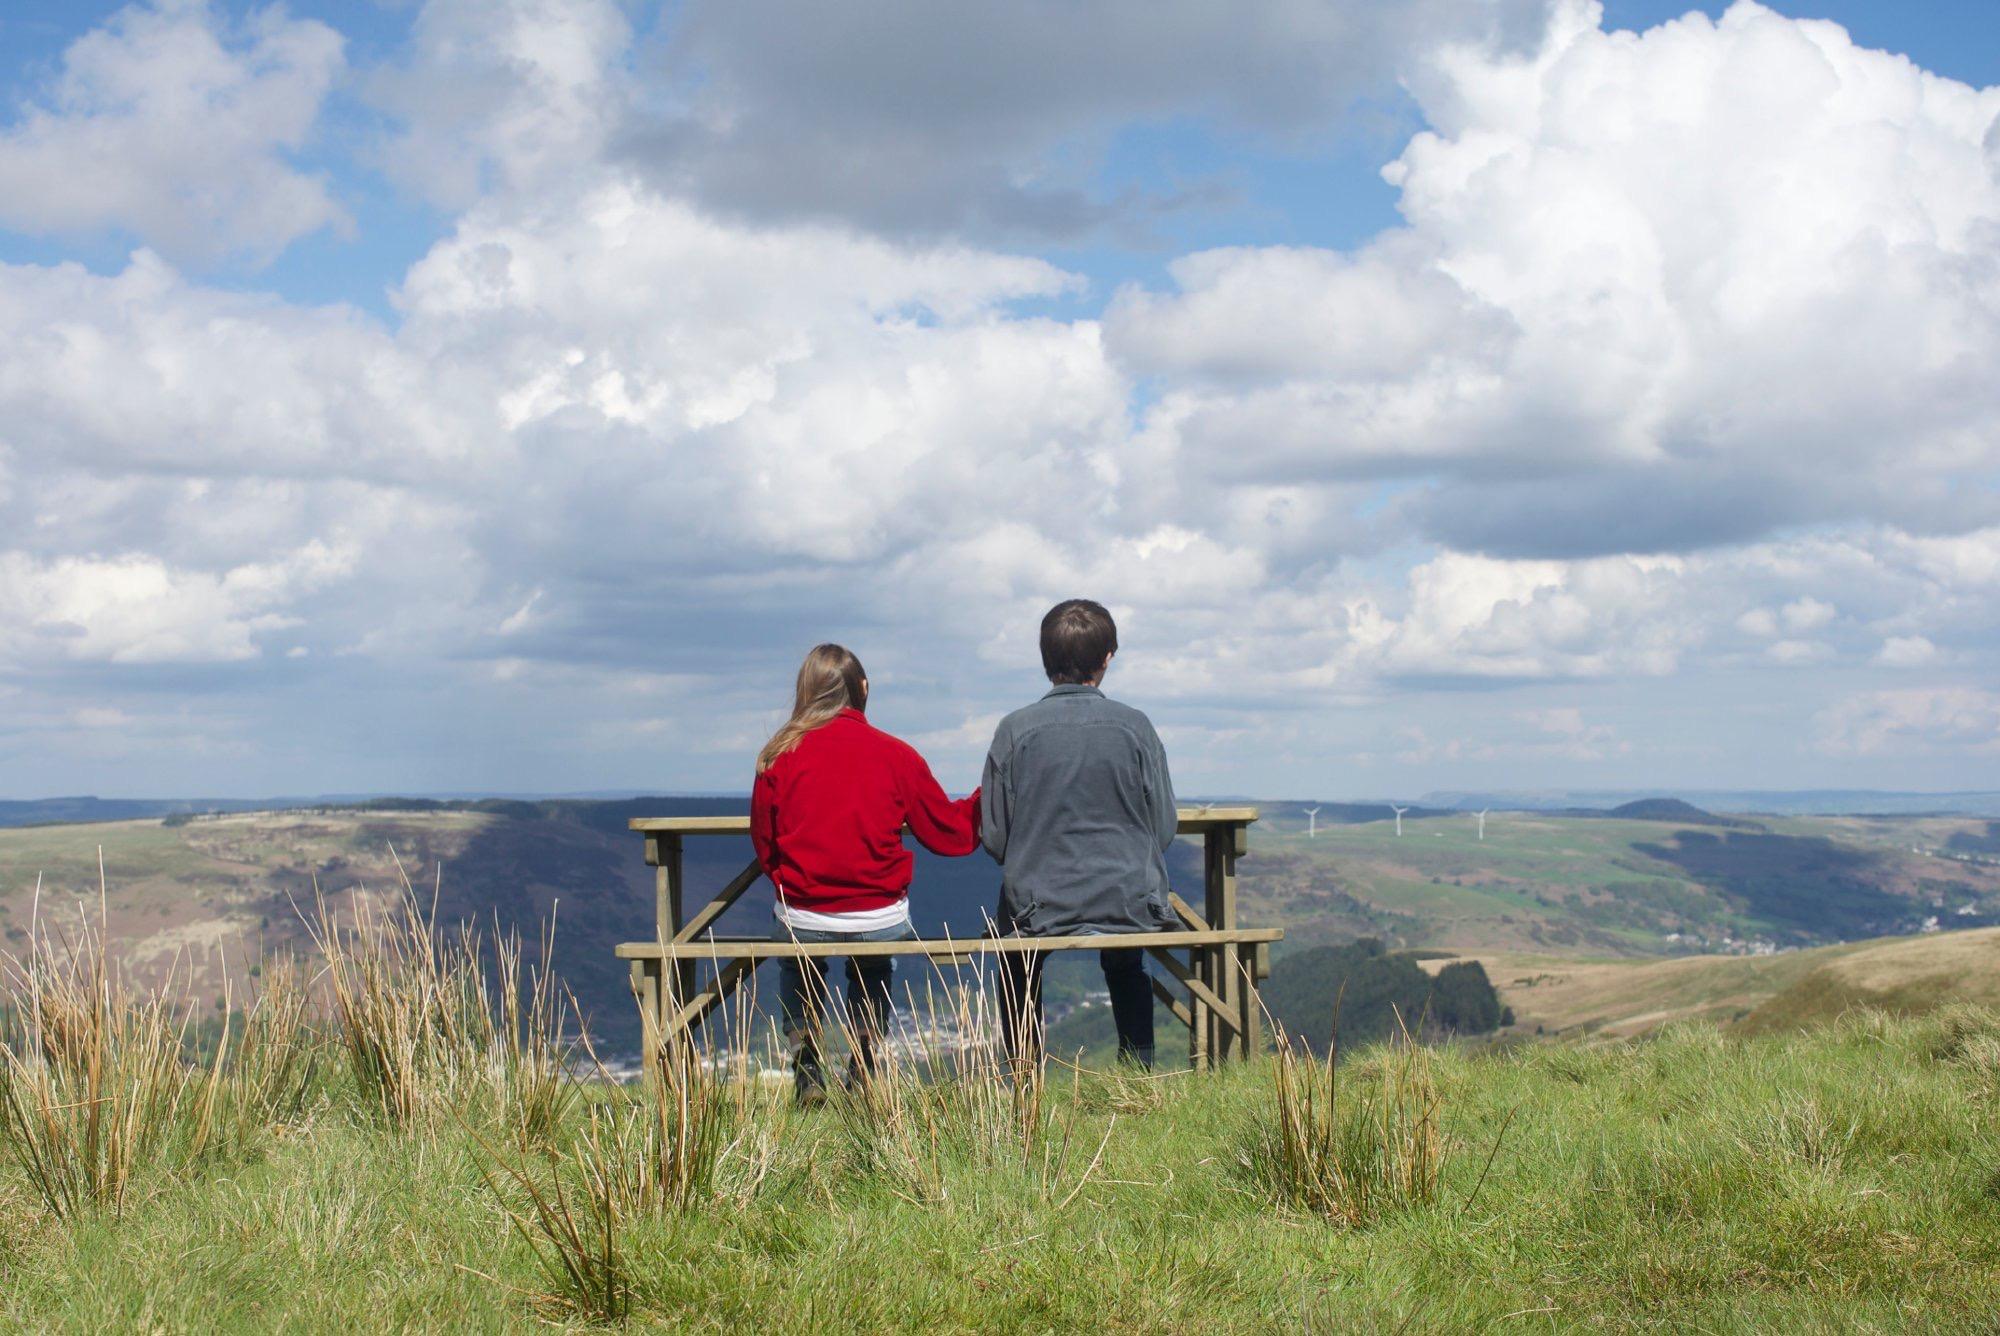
top-left (615, 927), bottom-right (1281, 961)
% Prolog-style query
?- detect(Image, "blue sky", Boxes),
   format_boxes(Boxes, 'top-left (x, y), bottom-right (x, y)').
top-left (1, 0), bottom-right (1998, 800)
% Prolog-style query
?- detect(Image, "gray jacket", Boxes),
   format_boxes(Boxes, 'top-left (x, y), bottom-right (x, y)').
top-left (979, 684), bottom-right (1179, 935)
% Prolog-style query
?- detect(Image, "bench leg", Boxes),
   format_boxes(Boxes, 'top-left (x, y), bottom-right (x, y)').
top-left (632, 958), bottom-right (662, 1061)
top-left (1241, 959), bottom-right (1261, 1060)
top-left (1187, 947), bottom-right (1208, 1072)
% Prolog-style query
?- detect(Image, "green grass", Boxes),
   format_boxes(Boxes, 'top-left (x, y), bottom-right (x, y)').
top-left (3, 1011), bottom-right (1997, 1331)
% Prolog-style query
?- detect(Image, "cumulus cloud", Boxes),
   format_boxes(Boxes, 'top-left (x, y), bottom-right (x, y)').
top-left (0, 544), bottom-right (347, 665)
top-left (1817, 687), bottom-right (2000, 756)
top-left (1876, 636), bottom-right (1941, 668)
top-left (0, 0), bottom-right (347, 264)
top-left (368, 0), bottom-right (632, 209)
top-left (623, 0), bottom-right (1548, 238)
top-left (5, 0), bottom-right (2000, 793)
top-left (1110, 0), bottom-right (2000, 556)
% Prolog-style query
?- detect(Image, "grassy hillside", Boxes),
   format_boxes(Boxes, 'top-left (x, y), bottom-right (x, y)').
top-left (1434, 927), bottom-right (2000, 1039)
top-left (1242, 803), bottom-right (2000, 956)
top-left (1742, 928), bottom-right (2000, 1032)
top-left (2, 1007), bottom-right (1996, 1329)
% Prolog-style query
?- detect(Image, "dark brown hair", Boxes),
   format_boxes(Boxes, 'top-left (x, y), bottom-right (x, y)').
top-left (757, 643), bottom-right (866, 772)
top-left (1040, 599), bottom-right (1117, 684)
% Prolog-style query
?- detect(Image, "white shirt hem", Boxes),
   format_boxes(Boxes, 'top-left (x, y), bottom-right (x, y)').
top-left (772, 898), bottom-right (912, 934)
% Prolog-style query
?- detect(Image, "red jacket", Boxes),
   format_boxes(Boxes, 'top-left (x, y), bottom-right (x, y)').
top-left (750, 708), bottom-right (980, 916)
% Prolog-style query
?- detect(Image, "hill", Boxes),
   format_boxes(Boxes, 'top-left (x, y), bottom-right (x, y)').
top-left (0, 798), bottom-right (1125, 1049)
top-left (1431, 926), bottom-right (2000, 1038)
top-left (1600, 797), bottom-right (1755, 827)
top-left (1239, 802), bottom-right (2000, 957)
top-left (0, 796), bottom-right (310, 829)
top-left (1741, 927), bottom-right (2000, 1032)
top-left (7, 799), bottom-right (2000, 1050)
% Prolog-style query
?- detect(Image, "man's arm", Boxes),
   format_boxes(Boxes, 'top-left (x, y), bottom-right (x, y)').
top-left (1141, 719), bottom-right (1178, 852)
top-left (979, 730), bottom-right (1010, 864)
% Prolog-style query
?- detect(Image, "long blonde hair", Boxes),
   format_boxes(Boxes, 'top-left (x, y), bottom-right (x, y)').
top-left (756, 643), bottom-right (867, 773)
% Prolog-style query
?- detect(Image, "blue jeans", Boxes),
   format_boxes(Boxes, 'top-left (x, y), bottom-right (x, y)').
top-left (997, 947), bottom-right (1155, 1069)
top-left (773, 920), bottom-right (915, 1079)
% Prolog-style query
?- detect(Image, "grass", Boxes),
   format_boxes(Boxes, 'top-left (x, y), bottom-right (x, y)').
top-left (0, 860), bottom-right (1997, 1329)
top-left (1, 964), bottom-right (1996, 1329)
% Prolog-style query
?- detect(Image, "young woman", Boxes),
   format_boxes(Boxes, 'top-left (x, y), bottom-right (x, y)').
top-left (750, 643), bottom-right (979, 1101)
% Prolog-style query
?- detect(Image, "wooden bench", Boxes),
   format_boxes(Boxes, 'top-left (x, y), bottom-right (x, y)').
top-left (617, 807), bottom-right (1279, 1068)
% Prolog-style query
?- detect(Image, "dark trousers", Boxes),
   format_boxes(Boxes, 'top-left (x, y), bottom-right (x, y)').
top-left (997, 947), bottom-right (1154, 1069)
top-left (774, 921), bottom-right (913, 1081)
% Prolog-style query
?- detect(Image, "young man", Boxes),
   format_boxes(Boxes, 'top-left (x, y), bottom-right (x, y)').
top-left (980, 598), bottom-right (1179, 1068)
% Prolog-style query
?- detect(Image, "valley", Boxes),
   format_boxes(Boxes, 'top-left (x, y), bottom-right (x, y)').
top-left (4, 795), bottom-right (1998, 1052)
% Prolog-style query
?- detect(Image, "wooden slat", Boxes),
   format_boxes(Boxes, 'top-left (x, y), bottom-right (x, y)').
top-left (661, 955), bottom-right (758, 1039)
top-left (1166, 891), bottom-right (1208, 931)
top-left (1144, 945), bottom-right (1239, 1034)
top-left (1150, 976), bottom-right (1194, 1031)
top-left (673, 857), bottom-right (763, 943)
top-left (1240, 953), bottom-right (1264, 1059)
top-left (627, 806), bottom-right (1259, 837)
top-left (633, 959), bottom-right (661, 1057)
top-left (615, 926), bottom-right (1282, 961)
top-left (1210, 829), bottom-right (1242, 1061)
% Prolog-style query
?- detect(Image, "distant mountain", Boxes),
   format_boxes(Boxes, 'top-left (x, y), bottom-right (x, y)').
top-left (0, 796), bottom-right (313, 828)
top-left (1421, 790), bottom-right (2000, 817)
top-left (1247, 800), bottom-right (1456, 827)
top-left (1598, 798), bottom-right (1759, 828)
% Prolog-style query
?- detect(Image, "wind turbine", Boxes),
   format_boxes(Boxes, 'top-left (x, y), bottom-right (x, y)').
top-left (1305, 806), bottom-right (1321, 839)
top-left (1391, 805), bottom-right (1408, 838)
top-left (1476, 809), bottom-right (1488, 841)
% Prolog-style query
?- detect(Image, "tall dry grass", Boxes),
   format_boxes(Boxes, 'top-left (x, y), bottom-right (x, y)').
top-left (1253, 1006), bottom-right (1447, 1224)
top-left (0, 868), bottom-right (251, 1218)
top-left (303, 854), bottom-right (578, 1143)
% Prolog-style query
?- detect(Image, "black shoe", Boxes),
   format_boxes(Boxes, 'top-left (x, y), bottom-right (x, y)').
top-left (842, 1056), bottom-right (881, 1095)
top-left (794, 1062), bottom-right (827, 1108)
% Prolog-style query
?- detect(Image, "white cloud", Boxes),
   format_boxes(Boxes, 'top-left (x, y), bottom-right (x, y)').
top-left (1109, 0), bottom-right (2000, 555)
top-left (1817, 687), bottom-right (2000, 756)
top-left (0, 0), bottom-right (348, 264)
top-left (1876, 635), bottom-right (1940, 668)
top-left (1347, 551), bottom-right (1693, 682)
top-left (1516, 706), bottom-right (1622, 760)
top-left (369, 0), bottom-right (631, 209)
top-left (1779, 597), bottom-right (1836, 634)
top-left (0, 544), bottom-right (347, 665)
top-left (6, 0), bottom-right (2000, 793)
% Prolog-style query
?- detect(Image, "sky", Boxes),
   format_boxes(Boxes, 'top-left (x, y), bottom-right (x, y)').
top-left (1, 0), bottom-right (1999, 801)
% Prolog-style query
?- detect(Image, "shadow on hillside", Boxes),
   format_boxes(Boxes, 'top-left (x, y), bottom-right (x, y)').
top-left (1946, 822), bottom-right (2000, 856)
top-left (1633, 831), bottom-right (1912, 941)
